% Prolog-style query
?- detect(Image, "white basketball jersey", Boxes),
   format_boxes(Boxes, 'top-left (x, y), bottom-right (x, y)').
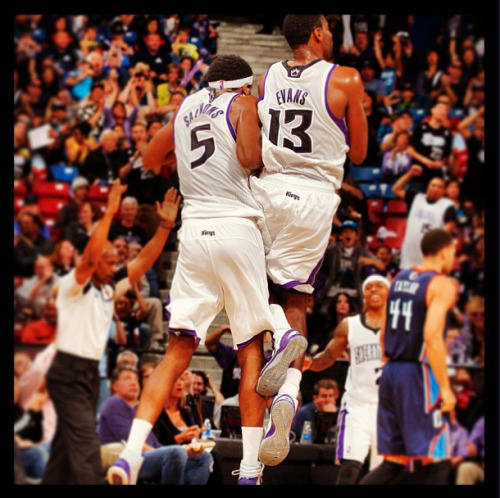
top-left (173, 88), bottom-right (264, 222)
top-left (400, 194), bottom-right (454, 269)
top-left (342, 314), bottom-right (383, 405)
top-left (258, 59), bottom-right (350, 189)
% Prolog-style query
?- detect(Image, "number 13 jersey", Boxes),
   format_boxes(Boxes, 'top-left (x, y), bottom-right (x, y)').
top-left (258, 59), bottom-right (349, 189)
top-left (173, 88), bottom-right (264, 221)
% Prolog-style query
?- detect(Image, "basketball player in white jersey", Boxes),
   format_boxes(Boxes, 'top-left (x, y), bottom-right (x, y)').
top-left (251, 14), bottom-right (368, 466)
top-left (108, 55), bottom-right (277, 486)
top-left (303, 275), bottom-right (390, 484)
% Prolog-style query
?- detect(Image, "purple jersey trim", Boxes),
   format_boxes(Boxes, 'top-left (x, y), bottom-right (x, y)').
top-left (281, 256), bottom-right (324, 290)
top-left (336, 409), bottom-right (347, 459)
top-left (257, 66), bottom-right (272, 103)
top-left (236, 334), bottom-right (261, 350)
top-left (324, 64), bottom-right (350, 147)
top-left (226, 93), bottom-right (241, 141)
top-left (168, 327), bottom-right (201, 343)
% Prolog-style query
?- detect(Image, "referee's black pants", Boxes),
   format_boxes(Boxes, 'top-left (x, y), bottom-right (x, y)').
top-left (42, 352), bottom-right (105, 485)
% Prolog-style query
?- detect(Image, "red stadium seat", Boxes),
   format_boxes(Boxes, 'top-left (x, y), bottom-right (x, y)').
top-left (14, 196), bottom-right (25, 213)
top-left (381, 216), bottom-right (407, 250)
top-left (14, 179), bottom-right (27, 197)
top-left (367, 198), bottom-right (384, 229)
top-left (385, 199), bottom-right (407, 216)
top-left (38, 197), bottom-right (68, 216)
top-left (88, 184), bottom-right (111, 202)
top-left (32, 180), bottom-right (72, 200)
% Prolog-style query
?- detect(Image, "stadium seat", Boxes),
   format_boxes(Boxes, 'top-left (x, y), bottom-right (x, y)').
top-left (379, 183), bottom-right (398, 200)
top-left (359, 182), bottom-right (382, 198)
top-left (367, 198), bottom-right (384, 228)
top-left (32, 180), bottom-right (72, 200)
top-left (409, 108), bottom-right (428, 122)
top-left (349, 166), bottom-right (383, 183)
top-left (14, 197), bottom-right (24, 213)
top-left (51, 165), bottom-right (80, 183)
top-left (38, 197), bottom-right (68, 217)
top-left (88, 184), bottom-right (111, 202)
top-left (14, 179), bottom-right (27, 197)
top-left (381, 216), bottom-right (407, 250)
top-left (385, 199), bottom-right (407, 215)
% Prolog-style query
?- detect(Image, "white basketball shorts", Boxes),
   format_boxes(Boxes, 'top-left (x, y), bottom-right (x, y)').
top-left (166, 218), bottom-right (275, 349)
top-left (335, 396), bottom-right (382, 470)
top-left (250, 172), bottom-right (340, 294)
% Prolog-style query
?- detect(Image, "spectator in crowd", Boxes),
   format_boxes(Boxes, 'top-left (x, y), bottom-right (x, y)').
top-left (381, 130), bottom-right (412, 180)
top-left (15, 255), bottom-right (59, 319)
top-left (76, 79), bottom-right (109, 140)
top-left (115, 349), bottom-right (139, 369)
top-left (436, 59), bottom-right (468, 108)
top-left (415, 49), bottom-right (444, 108)
top-left (50, 239), bottom-right (77, 276)
top-left (64, 59), bottom-right (95, 101)
top-left (379, 109), bottom-right (414, 153)
top-left (81, 129), bottom-right (129, 184)
top-left (64, 121), bottom-right (99, 166)
top-left (20, 298), bottom-right (58, 345)
top-left (54, 176), bottom-right (101, 230)
top-left (317, 220), bottom-right (384, 313)
top-left (336, 177), bottom-right (369, 240)
top-left (189, 15), bottom-right (219, 56)
top-left (407, 101), bottom-right (453, 192)
top-left (171, 26), bottom-right (201, 63)
top-left (204, 326), bottom-right (241, 400)
top-left (14, 200), bottom-right (51, 240)
top-left (14, 374), bottom-right (49, 482)
top-left (359, 89), bottom-right (384, 166)
top-left (462, 69), bottom-right (484, 113)
top-left (392, 165), bottom-right (457, 269)
top-left (363, 244), bottom-right (400, 281)
top-left (99, 365), bottom-right (210, 485)
top-left (14, 352), bottom-right (33, 378)
top-left (455, 416), bottom-right (484, 485)
top-left (62, 201), bottom-right (99, 254)
top-left (132, 32), bottom-right (172, 86)
top-left (360, 60), bottom-right (386, 104)
top-left (457, 234), bottom-right (484, 304)
top-left (38, 29), bottom-right (80, 79)
top-left (156, 63), bottom-right (188, 107)
top-left (102, 99), bottom-right (139, 143)
top-left (190, 370), bottom-right (225, 425)
top-left (292, 378), bottom-right (339, 441)
top-left (114, 286), bottom-right (152, 354)
top-left (14, 211), bottom-right (56, 277)
top-left (457, 106), bottom-right (484, 211)
top-left (108, 196), bottom-right (149, 247)
top-left (152, 376), bottom-right (215, 484)
top-left (457, 295), bottom-right (485, 367)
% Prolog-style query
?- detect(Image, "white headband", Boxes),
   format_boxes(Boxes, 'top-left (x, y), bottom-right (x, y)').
top-left (208, 75), bottom-right (253, 90)
top-left (362, 275), bottom-right (391, 294)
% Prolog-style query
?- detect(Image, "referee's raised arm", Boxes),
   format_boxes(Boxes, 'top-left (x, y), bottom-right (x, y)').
top-left (74, 179), bottom-right (127, 285)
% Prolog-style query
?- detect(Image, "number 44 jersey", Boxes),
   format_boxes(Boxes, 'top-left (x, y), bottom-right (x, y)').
top-left (258, 59), bottom-right (349, 189)
top-left (384, 268), bottom-right (447, 362)
top-left (173, 88), bottom-right (264, 222)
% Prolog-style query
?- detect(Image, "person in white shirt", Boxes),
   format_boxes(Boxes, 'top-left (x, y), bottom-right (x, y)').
top-left (42, 180), bottom-right (179, 484)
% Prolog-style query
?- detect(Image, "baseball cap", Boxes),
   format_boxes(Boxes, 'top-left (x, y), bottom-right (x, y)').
top-left (339, 220), bottom-right (359, 232)
top-left (72, 176), bottom-right (90, 190)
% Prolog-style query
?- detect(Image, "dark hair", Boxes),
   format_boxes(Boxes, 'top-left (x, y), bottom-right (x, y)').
top-left (282, 15), bottom-right (324, 49)
top-left (205, 54), bottom-right (253, 87)
top-left (420, 229), bottom-right (454, 256)
top-left (192, 370), bottom-right (208, 390)
top-left (110, 365), bottom-right (139, 385)
top-left (75, 121), bottom-right (91, 137)
top-left (313, 378), bottom-right (339, 396)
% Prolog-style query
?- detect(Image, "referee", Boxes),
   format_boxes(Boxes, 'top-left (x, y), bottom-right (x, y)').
top-left (42, 180), bottom-right (180, 484)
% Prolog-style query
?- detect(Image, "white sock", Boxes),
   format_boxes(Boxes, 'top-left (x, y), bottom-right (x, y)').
top-left (277, 368), bottom-right (302, 400)
top-left (241, 426), bottom-right (264, 468)
top-left (124, 418), bottom-right (153, 456)
top-left (270, 304), bottom-right (292, 344)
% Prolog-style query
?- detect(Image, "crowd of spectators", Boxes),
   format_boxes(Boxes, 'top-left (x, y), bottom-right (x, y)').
top-left (14, 14), bottom-right (486, 485)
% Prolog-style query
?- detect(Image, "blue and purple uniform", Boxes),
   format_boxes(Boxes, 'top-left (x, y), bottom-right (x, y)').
top-left (377, 268), bottom-right (451, 459)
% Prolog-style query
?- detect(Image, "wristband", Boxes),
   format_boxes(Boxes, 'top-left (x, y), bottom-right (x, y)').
top-left (159, 221), bottom-right (174, 230)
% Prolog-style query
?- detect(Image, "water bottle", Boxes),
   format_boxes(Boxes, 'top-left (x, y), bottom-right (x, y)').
top-left (202, 418), bottom-right (212, 441)
top-left (300, 420), bottom-right (314, 444)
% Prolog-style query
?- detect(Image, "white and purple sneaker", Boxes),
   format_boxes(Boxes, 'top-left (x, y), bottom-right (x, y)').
top-left (257, 329), bottom-right (307, 397)
top-left (232, 462), bottom-right (264, 485)
top-left (107, 450), bottom-right (144, 485)
top-left (259, 394), bottom-right (297, 466)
